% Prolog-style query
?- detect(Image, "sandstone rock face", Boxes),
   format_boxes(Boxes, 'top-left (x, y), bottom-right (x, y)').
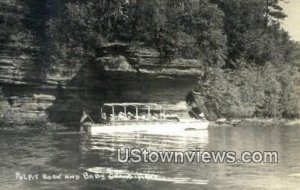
top-left (0, 1), bottom-right (204, 126)
top-left (94, 44), bottom-right (204, 118)
top-left (1, 42), bottom-right (204, 126)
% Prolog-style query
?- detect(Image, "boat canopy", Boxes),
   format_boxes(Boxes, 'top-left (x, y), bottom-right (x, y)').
top-left (102, 103), bottom-right (160, 107)
top-left (100, 103), bottom-right (166, 122)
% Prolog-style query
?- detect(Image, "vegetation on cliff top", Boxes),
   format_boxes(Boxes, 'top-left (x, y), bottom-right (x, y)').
top-left (1, 0), bottom-right (299, 119)
top-left (48, 0), bottom-right (299, 118)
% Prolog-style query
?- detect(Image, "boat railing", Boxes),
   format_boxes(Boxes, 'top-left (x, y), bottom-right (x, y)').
top-left (100, 103), bottom-right (167, 124)
top-left (104, 119), bottom-right (185, 126)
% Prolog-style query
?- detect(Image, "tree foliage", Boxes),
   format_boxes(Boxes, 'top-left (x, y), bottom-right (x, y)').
top-left (48, 0), bottom-right (227, 66)
top-left (214, 0), bottom-right (292, 67)
top-left (46, 0), bottom-right (298, 118)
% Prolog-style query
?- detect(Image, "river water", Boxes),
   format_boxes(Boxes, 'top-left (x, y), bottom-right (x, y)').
top-left (0, 124), bottom-right (300, 190)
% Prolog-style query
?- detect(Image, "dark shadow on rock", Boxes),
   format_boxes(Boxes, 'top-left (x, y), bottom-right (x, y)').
top-left (186, 91), bottom-right (218, 121)
top-left (46, 61), bottom-right (107, 127)
top-left (21, 0), bottom-right (50, 83)
top-left (46, 60), bottom-right (202, 127)
top-left (46, 43), bottom-right (205, 127)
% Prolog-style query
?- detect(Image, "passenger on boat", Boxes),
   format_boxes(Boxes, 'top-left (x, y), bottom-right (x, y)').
top-left (118, 112), bottom-right (128, 120)
top-left (199, 112), bottom-right (205, 119)
top-left (151, 113), bottom-right (159, 121)
top-left (102, 113), bottom-right (107, 121)
top-left (110, 114), bottom-right (115, 121)
top-left (139, 113), bottom-right (147, 120)
top-left (127, 112), bottom-right (134, 119)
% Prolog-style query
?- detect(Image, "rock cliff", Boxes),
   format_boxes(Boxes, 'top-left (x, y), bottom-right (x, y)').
top-left (0, 1), bottom-right (207, 127)
top-left (0, 42), bottom-right (205, 126)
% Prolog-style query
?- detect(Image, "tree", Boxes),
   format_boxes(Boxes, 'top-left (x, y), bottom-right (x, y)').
top-left (214, 0), bottom-right (292, 67)
top-left (265, 0), bottom-right (287, 27)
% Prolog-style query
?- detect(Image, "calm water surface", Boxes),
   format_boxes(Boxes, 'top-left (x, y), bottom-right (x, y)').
top-left (0, 124), bottom-right (300, 190)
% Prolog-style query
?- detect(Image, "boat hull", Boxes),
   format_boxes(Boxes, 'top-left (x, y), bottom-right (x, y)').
top-left (82, 121), bottom-right (209, 136)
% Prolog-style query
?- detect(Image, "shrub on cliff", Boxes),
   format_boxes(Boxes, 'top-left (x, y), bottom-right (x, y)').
top-left (190, 0), bottom-right (299, 119)
top-left (197, 63), bottom-right (299, 118)
top-left (33, 0), bottom-right (300, 118)
top-left (48, 0), bottom-right (227, 67)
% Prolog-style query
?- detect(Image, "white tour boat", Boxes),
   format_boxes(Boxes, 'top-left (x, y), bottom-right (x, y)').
top-left (80, 103), bottom-right (209, 136)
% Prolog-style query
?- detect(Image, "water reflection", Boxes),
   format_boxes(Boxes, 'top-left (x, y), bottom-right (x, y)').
top-left (1, 125), bottom-right (300, 190)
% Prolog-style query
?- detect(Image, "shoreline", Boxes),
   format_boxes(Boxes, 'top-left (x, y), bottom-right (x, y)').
top-left (209, 118), bottom-right (300, 128)
top-left (1, 118), bottom-right (300, 131)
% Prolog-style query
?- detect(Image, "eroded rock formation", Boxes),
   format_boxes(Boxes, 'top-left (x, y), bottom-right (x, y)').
top-left (0, 1), bottom-right (205, 127)
top-left (0, 42), bottom-right (205, 126)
